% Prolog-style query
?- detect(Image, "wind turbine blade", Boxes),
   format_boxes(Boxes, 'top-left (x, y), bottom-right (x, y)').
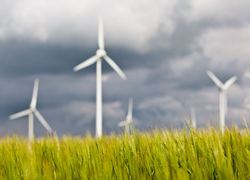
top-left (30, 79), bottom-right (39, 109)
top-left (74, 55), bottom-right (99, 72)
top-left (9, 109), bottom-right (31, 120)
top-left (223, 76), bottom-right (237, 89)
top-left (104, 56), bottom-right (127, 80)
top-left (127, 98), bottom-right (133, 121)
top-left (34, 110), bottom-right (53, 133)
top-left (98, 18), bottom-right (104, 50)
top-left (207, 71), bottom-right (223, 88)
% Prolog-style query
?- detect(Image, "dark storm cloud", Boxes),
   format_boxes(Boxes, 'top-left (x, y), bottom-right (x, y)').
top-left (1, 0), bottom-right (250, 136)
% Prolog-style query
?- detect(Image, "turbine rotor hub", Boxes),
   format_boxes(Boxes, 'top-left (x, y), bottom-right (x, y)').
top-left (96, 49), bottom-right (106, 58)
top-left (30, 107), bottom-right (35, 112)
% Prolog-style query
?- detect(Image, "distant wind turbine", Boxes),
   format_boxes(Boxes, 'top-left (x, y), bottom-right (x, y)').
top-left (74, 18), bottom-right (126, 137)
top-left (242, 117), bottom-right (249, 130)
top-left (190, 108), bottom-right (196, 129)
top-left (118, 98), bottom-right (133, 133)
top-left (9, 79), bottom-right (54, 140)
top-left (184, 107), bottom-right (196, 130)
top-left (207, 71), bottom-right (237, 133)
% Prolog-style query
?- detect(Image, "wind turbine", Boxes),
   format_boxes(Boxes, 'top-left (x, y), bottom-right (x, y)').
top-left (118, 98), bottom-right (133, 133)
top-left (190, 108), bottom-right (196, 129)
top-left (242, 117), bottom-right (249, 130)
top-left (9, 79), bottom-right (54, 140)
top-left (184, 107), bottom-right (196, 130)
top-left (73, 18), bottom-right (126, 137)
top-left (207, 71), bottom-right (237, 133)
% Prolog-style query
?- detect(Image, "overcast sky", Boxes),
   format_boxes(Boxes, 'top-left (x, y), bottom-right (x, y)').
top-left (1, 0), bottom-right (250, 137)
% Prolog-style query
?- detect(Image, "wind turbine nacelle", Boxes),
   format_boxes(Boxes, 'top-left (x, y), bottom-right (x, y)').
top-left (96, 49), bottom-right (106, 58)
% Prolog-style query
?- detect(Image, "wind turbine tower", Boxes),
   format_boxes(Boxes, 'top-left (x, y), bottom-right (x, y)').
top-left (190, 108), bottom-right (196, 129)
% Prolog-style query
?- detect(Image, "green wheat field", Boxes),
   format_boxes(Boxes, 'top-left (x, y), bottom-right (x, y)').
top-left (0, 129), bottom-right (249, 179)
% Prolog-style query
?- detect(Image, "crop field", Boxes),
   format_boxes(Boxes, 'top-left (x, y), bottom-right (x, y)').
top-left (0, 129), bottom-right (249, 180)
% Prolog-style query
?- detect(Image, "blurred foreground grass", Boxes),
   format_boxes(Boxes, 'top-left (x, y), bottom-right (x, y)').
top-left (0, 129), bottom-right (249, 179)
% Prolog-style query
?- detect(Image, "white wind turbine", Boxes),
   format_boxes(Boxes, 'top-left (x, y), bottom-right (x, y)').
top-left (242, 117), bottom-right (249, 130)
top-left (184, 107), bottom-right (196, 130)
top-left (118, 98), bottom-right (133, 133)
top-left (190, 108), bottom-right (196, 129)
top-left (207, 71), bottom-right (237, 133)
top-left (9, 79), bottom-right (54, 140)
top-left (74, 18), bottom-right (127, 137)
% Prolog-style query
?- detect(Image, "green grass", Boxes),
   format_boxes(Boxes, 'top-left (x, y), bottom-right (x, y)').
top-left (0, 129), bottom-right (249, 179)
